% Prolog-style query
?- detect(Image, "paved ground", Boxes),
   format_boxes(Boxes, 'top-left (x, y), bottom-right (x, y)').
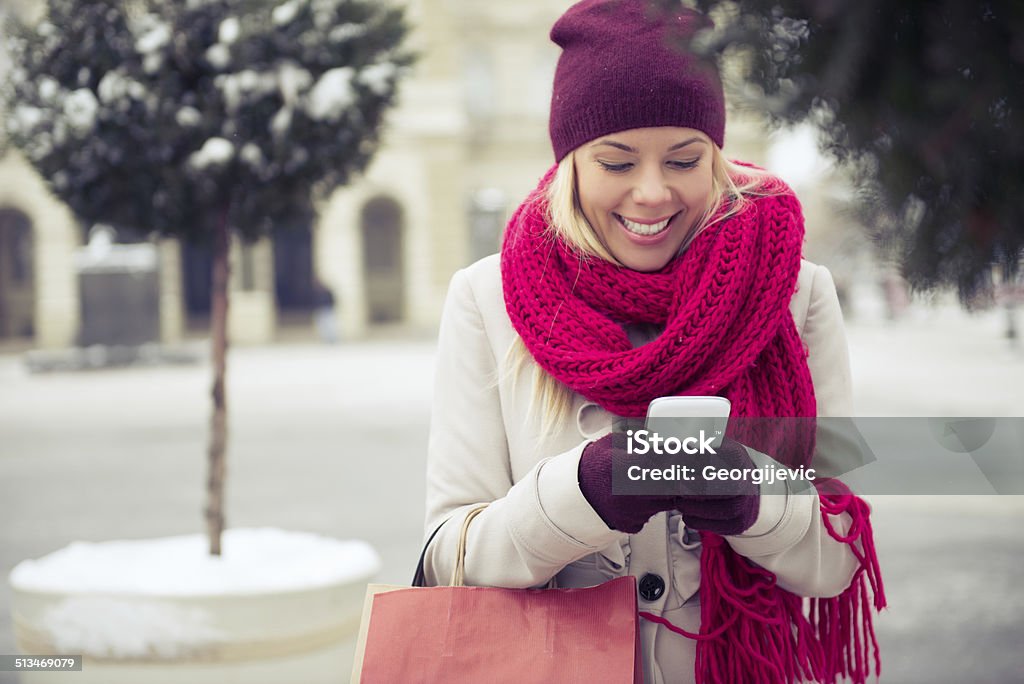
top-left (0, 302), bottom-right (1022, 683)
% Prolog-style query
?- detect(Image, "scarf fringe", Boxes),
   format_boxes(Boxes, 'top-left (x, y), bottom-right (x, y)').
top-left (689, 488), bottom-right (886, 684)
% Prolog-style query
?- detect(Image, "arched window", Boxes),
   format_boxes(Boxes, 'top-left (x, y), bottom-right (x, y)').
top-left (0, 207), bottom-right (35, 338)
top-left (361, 196), bottom-right (405, 323)
top-left (0, 208), bottom-right (33, 285)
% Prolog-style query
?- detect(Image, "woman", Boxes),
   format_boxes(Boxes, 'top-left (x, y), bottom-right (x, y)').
top-left (422, 1), bottom-right (884, 682)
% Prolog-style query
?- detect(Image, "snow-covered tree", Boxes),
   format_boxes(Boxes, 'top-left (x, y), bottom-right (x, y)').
top-left (1, 0), bottom-right (413, 554)
top-left (686, 0), bottom-right (1023, 302)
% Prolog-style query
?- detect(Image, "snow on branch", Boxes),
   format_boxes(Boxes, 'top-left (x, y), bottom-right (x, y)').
top-left (0, 0), bottom-right (414, 240)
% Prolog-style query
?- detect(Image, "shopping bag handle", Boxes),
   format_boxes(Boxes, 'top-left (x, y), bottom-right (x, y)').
top-left (411, 503), bottom-right (489, 587)
top-left (451, 504), bottom-right (488, 586)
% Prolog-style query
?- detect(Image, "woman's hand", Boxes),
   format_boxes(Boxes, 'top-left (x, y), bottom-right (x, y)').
top-left (578, 432), bottom-right (681, 533)
top-left (673, 437), bottom-right (760, 536)
top-left (579, 433), bottom-right (761, 535)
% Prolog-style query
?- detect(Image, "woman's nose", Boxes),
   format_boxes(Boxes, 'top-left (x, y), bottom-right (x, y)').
top-left (631, 166), bottom-right (672, 205)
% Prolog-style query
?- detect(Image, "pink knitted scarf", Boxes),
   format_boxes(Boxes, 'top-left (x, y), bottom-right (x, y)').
top-left (500, 167), bottom-right (886, 684)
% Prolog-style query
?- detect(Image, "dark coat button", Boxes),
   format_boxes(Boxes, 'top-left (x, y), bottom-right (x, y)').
top-left (638, 573), bottom-right (665, 602)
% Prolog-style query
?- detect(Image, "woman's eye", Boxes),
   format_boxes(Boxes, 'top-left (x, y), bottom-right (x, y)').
top-left (597, 160), bottom-right (632, 172)
top-left (668, 159), bottom-right (699, 170)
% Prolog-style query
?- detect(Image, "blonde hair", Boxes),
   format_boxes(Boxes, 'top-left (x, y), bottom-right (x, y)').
top-left (504, 144), bottom-right (780, 438)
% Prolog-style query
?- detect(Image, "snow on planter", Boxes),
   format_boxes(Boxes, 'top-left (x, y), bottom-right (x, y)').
top-left (9, 528), bottom-right (380, 660)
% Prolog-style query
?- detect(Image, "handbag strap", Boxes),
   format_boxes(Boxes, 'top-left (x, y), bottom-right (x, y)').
top-left (451, 504), bottom-right (488, 587)
top-left (411, 503), bottom-right (489, 588)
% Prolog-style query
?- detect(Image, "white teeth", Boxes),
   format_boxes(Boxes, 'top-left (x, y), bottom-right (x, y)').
top-left (619, 215), bottom-right (672, 235)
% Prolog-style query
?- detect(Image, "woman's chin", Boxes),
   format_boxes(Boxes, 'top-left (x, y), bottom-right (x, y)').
top-left (616, 252), bottom-right (675, 272)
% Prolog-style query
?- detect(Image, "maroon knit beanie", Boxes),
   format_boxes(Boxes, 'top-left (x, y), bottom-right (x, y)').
top-left (549, 0), bottom-right (725, 161)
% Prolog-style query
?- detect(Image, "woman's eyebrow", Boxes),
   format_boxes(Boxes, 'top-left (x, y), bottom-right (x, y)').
top-left (592, 140), bottom-right (637, 153)
top-left (592, 137), bottom-right (707, 153)
top-left (667, 137), bottom-right (706, 151)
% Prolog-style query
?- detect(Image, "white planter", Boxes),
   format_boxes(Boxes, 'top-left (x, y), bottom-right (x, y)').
top-left (8, 529), bottom-right (379, 684)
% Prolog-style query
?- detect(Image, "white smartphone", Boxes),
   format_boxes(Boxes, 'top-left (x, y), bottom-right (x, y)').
top-left (645, 396), bottom-right (731, 448)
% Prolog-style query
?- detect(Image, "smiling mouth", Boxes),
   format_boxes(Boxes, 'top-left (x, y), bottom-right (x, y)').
top-left (614, 212), bottom-right (679, 236)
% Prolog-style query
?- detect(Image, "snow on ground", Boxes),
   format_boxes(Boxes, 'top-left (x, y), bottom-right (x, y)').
top-left (10, 529), bottom-right (379, 595)
top-left (845, 297), bottom-right (1024, 417)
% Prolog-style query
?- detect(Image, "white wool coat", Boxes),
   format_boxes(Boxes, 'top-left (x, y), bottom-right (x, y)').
top-left (422, 253), bottom-right (860, 684)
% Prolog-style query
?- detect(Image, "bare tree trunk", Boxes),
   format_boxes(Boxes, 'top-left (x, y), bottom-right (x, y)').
top-left (205, 208), bottom-right (231, 556)
top-left (1006, 276), bottom-right (1019, 348)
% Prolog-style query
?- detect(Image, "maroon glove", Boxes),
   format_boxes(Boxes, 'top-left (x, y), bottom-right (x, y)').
top-left (578, 432), bottom-right (679, 533)
top-left (579, 433), bottom-right (761, 536)
top-left (673, 436), bottom-right (760, 536)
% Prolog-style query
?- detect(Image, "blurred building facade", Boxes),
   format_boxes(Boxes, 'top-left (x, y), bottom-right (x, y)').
top-left (0, 0), bottom-right (792, 348)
